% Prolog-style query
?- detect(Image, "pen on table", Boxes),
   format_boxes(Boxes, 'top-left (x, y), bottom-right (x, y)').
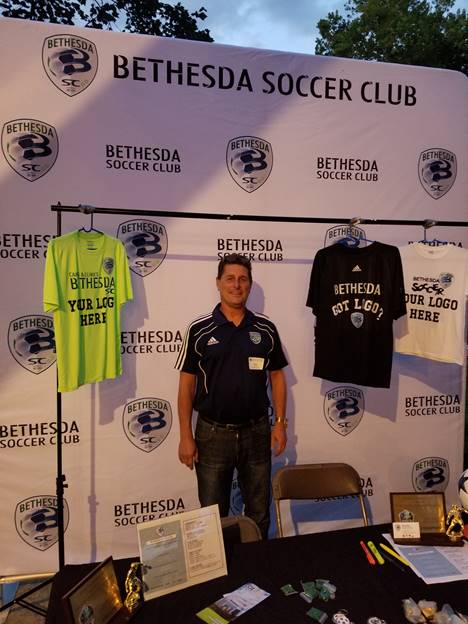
top-left (360, 540), bottom-right (376, 565)
top-left (378, 542), bottom-right (411, 567)
top-left (367, 541), bottom-right (385, 565)
top-left (378, 546), bottom-right (407, 572)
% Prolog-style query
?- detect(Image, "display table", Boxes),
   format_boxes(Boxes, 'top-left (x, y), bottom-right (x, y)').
top-left (45, 524), bottom-right (468, 623)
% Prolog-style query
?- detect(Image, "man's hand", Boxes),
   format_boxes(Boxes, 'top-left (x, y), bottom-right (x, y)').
top-left (178, 435), bottom-right (198, 470)
top-left (270, 368), bottom-right (287, 456)
top-left (271, 422), bottom-right (287, 456)
top-left (177, 371), bottom-right (197, 469)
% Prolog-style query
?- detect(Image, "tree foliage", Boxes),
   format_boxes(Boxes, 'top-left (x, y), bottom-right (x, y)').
top-left (0, 0), bottom-right (213, 41)
top-left (315, 0), bottom-right (467, 74)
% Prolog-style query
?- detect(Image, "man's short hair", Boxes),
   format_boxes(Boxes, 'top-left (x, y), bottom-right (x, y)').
top-left (217, 253), bottom-right (252, 283)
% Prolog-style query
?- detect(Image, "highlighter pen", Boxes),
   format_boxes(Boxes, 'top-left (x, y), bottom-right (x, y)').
top-left (360, 540), bottom-right (376, 565)
top-left (378, 542), bottom-right (411, 567)
top-left (379, 547), bottom-right (407, 572)
top-left (367, 541), bottom-right (385, 565)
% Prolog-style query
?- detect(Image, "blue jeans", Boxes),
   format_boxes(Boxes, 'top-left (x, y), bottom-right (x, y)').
top-left (195, 416), bottom-right (271, 538)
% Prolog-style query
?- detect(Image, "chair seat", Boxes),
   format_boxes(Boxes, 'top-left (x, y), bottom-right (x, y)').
top-left (272, 462), bottom-right (369, 537)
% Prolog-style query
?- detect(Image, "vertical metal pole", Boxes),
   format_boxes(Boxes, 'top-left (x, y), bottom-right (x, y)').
top-left (55, 204), bottom-right (67, 570)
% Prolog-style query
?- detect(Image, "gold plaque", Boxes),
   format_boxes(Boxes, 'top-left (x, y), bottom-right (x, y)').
top-left (62, 557), bottom-right (132, 624)
top-left (390, 492), bottom-right (446, 534)
top-left (389, 492), bottom-right (464, 546)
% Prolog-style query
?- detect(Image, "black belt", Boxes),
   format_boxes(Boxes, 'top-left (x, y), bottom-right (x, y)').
top-left (199, 415), bottom-right (266, 430)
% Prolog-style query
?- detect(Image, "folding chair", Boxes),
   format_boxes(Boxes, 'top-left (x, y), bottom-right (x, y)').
top-left (221, 515), bottom-right (262, 542)
top-left (272, 462), bottom-right (369, 537)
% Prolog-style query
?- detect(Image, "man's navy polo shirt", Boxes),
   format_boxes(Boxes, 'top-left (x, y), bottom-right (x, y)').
top-left (176, 304), bottom-right (288, 424)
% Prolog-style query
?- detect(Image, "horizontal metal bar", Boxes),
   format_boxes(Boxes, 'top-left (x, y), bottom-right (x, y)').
top-left (50, 205), bottom-right (468, 227)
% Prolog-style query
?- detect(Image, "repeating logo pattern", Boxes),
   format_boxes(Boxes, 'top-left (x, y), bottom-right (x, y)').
top-left (42, 34), bottom-right (98, 96)
top-left (418, 148), bottom-right (457, 199)
top-left (2, 119), bottom-right (59, 181)
top-left (8, 315), bottom-right (56, 374)
top-left (15, 495), bottom-right (69, 551)
top-left (117, 220), bottom-right (168, 277)
top-left (123, 397), bottom-right (172, 452)
top-left (412, 457), bottom-right (449, 492)
top-left (323, 386), bottom-right (365, 436)
top-left (226, 136), bottom-right (273, 192)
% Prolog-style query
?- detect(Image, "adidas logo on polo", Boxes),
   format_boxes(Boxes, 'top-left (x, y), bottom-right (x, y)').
top-left (207, 336), bottom-right (219, 346)
top-left (352, 265), bottom-right (362, 272)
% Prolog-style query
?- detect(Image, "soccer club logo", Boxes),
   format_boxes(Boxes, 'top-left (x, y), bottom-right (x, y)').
top-left (412, 457), bottom-right (449, 492)
top-left (323, 386), bottom-right (365, 436)
top-left (249, 332), bottom-right (261, 345)
top-left (2, 119), bottom-right (59, 181)
top-left (8, 315), bottom-right (56, 374)
top-left (42, 34), bottom-right (98, 96)
top-left (323, 225), bottom-right (367, 248)
top-left (418, 148), bottom-right (457, 199)
top-left (15, 495), bottom-right (69, 551)
top-left (117, 220), bottom-right (168, 277)
top-left (226, 136), bottom-right (273, 193)
top-left (79, 605), bottom-right (95, 624)
top-left (350, 312), bottom-right (364, 328)
top-left (102, 257), bottom-right (114, 275)
top-left (123, 398), bottom-right (172, 453)
top-left (439, 273), bottom-right (454, 289)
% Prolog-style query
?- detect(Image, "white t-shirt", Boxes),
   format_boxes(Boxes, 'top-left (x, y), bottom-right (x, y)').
top-left (395, 243), bottom-right (468, 364)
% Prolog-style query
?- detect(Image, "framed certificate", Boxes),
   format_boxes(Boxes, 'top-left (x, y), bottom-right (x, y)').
top-left (389, 492), bottom-right (463, 546)
top-left (62, 557), bottom-right (132, 624)
top-left (137, 504), bottom-right (227, 601)
top-left (390, 492), bottom-right (446, 534)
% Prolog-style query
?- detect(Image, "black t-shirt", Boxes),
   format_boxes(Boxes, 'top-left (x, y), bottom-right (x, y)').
top-left (175, 304), bottom-right (288, 423)
top-left (306, 242), bottom-right (406, 388)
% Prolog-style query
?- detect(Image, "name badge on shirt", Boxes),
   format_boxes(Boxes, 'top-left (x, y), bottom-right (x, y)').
top-left (249, 357), bottom-right (264, 370)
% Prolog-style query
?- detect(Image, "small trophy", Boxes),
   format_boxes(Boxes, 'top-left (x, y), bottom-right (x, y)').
top-left (124, 562), bottom-right (143, 615)
top-left (445, 504), bottom-right (464, 541)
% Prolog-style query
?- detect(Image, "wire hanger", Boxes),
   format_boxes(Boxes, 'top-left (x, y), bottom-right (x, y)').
top-left (339, 217), bottom-right (374, 247)
top-left (78, 204), bottom-right (103, 234)
top-left (418, 220), bottom-right (446, 246)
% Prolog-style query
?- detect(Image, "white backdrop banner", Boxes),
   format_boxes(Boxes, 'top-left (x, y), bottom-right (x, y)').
top-left (0, 17), bottom-right (467, 575)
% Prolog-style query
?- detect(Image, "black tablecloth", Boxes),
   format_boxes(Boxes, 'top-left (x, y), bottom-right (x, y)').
top-left (46, 524), bottom-right (468, 623)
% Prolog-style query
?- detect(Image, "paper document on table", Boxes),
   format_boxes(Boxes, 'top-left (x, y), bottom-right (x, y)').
top-left (383, 533), bottom-right (468, 584)
top-left (138, 504), bottom-right (227, 600)
top-left (197, 583), bottom-right (270, 623)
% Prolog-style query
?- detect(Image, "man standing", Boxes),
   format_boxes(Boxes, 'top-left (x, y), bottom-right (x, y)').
top-left (175, 253), bottom-right (288, 538)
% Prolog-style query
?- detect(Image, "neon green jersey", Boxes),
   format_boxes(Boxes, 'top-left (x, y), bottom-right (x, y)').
top-left (43, 230), bottom-right (133, 392)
